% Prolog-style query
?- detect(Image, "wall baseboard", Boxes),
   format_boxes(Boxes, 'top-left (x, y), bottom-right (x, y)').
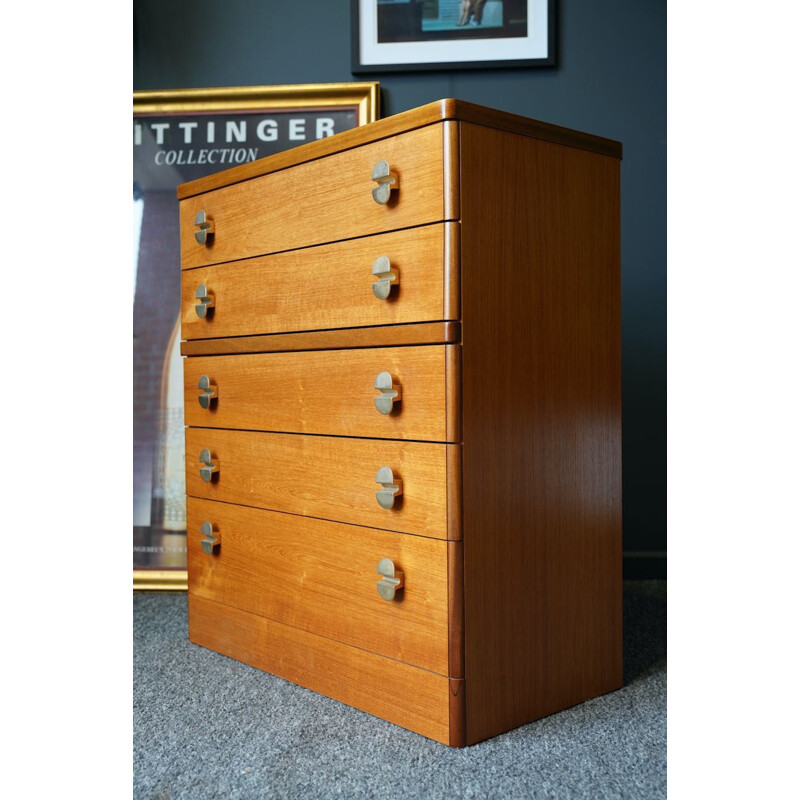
top-left (623, 551), bottom-right (667, 580)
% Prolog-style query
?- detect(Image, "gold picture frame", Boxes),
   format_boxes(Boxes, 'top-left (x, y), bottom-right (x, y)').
top-left (133, 83), bottom-right (380, 591)
top-left (133, 81), bottom-right (379, 121)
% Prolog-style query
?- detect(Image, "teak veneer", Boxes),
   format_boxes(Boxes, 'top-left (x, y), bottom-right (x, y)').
top-left (183, 345), bottom-right (460, 442)
top-left (180, 222), bottom-right (459, 339)
top-left (185, 427), bottom-right (457, 540)
top-left (180, 99), bottom-right (622, 746)
top-left (177, 99), bottom-right (621, 199)
top-left (187, 497), bottom-right (457, 675)
top-left (179, 123), bottom-right (451, 269)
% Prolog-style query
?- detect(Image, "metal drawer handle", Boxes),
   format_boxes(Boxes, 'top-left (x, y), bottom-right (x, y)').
top-left (371, 255), bottom-right (398, 300)
top-left (194, 284), bottom-right (215, 318)
top-left (374, 372), bottom-right (401, 415)
top-left (200, 520), bottom-right (220, 555)
top-left (371, 160), bottom-right (398, 205)
top-left (194, 209), bottom-right (214, 245)
top-left (197, 375), bottom-right (217, 409)
top-left (199, 448), bottom-right (219, 482)
top-left (375, 466), bottom-right (402, 509)
top-left (376, 557), bottom-right (404, 601)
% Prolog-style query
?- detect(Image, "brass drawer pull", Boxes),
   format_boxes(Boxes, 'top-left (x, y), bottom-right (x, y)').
top-left (199, 448), bottom-right (219, 482)
top-left (371, 160), bottom-right (398, 205)
top-left (200, 520), bottom-right (220, 555)
top-left (371, 255), bottom-right (398, 300)
top-left (194, 284), bottom-right (215, 318)
top-left (197, 375), bottom-right (217, 409)
top-left (375, 467), bottom-right (402, 509)
top-left (374, 372), bottom-right (401, 415)
top-left (194, 209), bottom-right (214, 245)
top-left (376, 557), bottom-right (404, 601)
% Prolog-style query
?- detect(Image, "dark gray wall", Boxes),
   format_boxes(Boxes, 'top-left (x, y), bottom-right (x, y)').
top-left (134, 0), bottom-right (666, 576)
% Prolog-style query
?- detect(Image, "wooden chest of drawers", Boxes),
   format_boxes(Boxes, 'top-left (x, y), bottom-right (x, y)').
top-left (178, 99), bottom-right (622, 747)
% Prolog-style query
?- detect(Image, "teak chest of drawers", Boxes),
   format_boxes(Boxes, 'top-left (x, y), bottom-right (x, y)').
top-left (178, 99), bottom-right (622, 747)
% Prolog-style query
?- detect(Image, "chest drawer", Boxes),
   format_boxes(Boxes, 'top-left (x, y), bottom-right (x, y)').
top-left (179, 123), bottom-right (453, 269)
top-left (183, 345), bottom-right (460, 442)
top-left (181, 223), bottom-right (458, 339)
top-left (188, 497), bottom-right (456, 675)
top-left (185, 428), bottom-right (460, 540)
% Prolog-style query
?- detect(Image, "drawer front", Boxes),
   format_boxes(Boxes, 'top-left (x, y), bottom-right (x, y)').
top-left (181, 223), bottom-right (459, 339)
top-left (189, 594), bottom-right (461, 745)
top-left (185, 428), bottom-right (459, 539)
top-left (183, 345), bottom-right (460, 442)
top-left (188, 497), bottom-right (451, 674)
top-left (180, 123), bottom-right (450, 269)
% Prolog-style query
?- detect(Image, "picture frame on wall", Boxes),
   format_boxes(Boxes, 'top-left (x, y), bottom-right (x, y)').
top-left (133, 83), bottom-right (380, 591)
top-left (351, 0), bottom-right (555, 72)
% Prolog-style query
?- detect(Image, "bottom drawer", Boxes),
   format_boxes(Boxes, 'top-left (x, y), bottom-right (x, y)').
top-left (188, 497), bottom-right (458, 675)
top-left (189, 594), bottom-right (466, 746)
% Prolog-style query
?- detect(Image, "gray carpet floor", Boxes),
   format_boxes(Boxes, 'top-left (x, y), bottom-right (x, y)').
top-left (134, 581), bottom-right (666, 799)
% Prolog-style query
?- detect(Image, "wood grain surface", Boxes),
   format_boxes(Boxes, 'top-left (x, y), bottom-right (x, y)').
top-left (447, 541), bottom-right (465, 679)
top-left (183, 345), bottom-right (458, 442)
top-left (180, 223), bottom-right (458, 338)
top-left (180, 321), bottom-right (461, 357)
top-left (443, 120), bottom-right (460, 221)
top-left (179, 123), bottom-right (452, 269)
top-left (187, 497), bottom-right (451, 674)
top-left (444, 345), bottom-right (462, 445)
top-left (177, 98), bottom-right (621, 199)
top-left (448, 678), bottom-right (466, 748)
top-left (459, 123), bottom-right (623, 744)
top-left (185, 428), bottom-right (460, 539)
top-left (189, 594), bottom-right (461, 745)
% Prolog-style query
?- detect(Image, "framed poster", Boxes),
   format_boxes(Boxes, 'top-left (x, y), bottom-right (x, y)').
top-left (133, 83), bottom-right (380, 590)
top-left (351, 0), bottom-right (555, 72)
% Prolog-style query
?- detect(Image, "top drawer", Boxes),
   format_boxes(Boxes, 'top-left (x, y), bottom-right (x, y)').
top-left (179, 122), bottom-right (455, 269)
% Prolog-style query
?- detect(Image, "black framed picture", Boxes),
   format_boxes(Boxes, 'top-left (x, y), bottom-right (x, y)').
top-left (351, 0), bottom-right (555, 72)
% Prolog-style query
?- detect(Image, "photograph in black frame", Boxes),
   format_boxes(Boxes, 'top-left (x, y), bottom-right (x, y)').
top-left (351, 0), bottom-right (555, 72)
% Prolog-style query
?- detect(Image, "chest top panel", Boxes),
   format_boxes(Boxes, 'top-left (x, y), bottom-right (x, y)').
top-left (177, 98), bottom-right (622, 200)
